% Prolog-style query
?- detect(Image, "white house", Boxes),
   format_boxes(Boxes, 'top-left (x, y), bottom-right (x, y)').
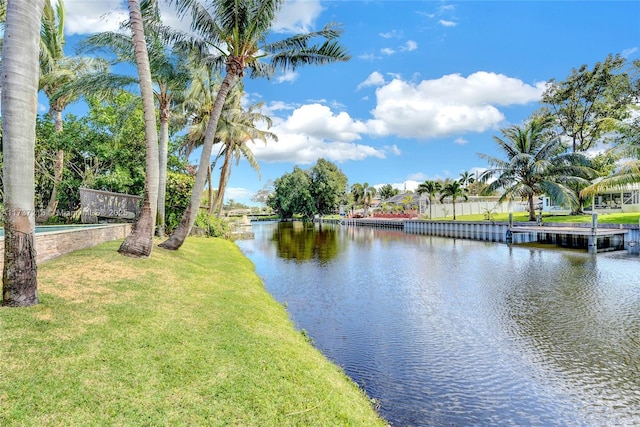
top-left (539, 183), bottom-right (640, 215)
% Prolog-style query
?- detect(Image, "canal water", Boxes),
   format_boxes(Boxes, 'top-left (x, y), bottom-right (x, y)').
top-left (235, 221), bottom-right (640, 426)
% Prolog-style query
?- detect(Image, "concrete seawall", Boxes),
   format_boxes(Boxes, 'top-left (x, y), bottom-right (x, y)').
top-left (319, 218), bottom-right (640, 254)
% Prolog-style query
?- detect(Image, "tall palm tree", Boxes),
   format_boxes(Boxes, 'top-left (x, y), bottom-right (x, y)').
top-left (417, 180), bottom-right (440, 219)
top-left (479, 115), bottom-right (594, 221)
top-left (210, 94), bottom-right (277, 215)
top-left (38, 0), bottom-right (109, 221)
top-left (2, 0), bottom-right (46, 306)
top-left (159, 0), bottom-right (350, 250)
top-left (81, 4), bottom-right (191, 237)
top-left (350, 183), bottom-right (364, 214)
top-left (363, 183), bottom-right (376, 216)
top-left (459, 171), bottom-right (476, 188)
top-left (439, 180), bottom-right (468, 220)
top-left (118, 0), bottom-right (159, 257)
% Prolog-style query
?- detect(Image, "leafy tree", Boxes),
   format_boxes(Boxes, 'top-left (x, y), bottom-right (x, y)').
top-left (2, 0), bottom-right (46, 306)
top-left (251, 180), bottom-right (274, 206)
top-left (82, 2), bottom-right (191, 237)
top-left (378, 183), bottom-right (399, 200)
top-left (159, 0), bottom-right (350, 250)
top-left (84, 93), bottom-right (147, 195)
top-left (38, 0), bottom-right (109, 222)
top-left (542, 54), bottom-right (634, 153)
top-left (118, 0), bottom-right (159, 258)
top-left (416, 180), bottom-right (440, 219)
top-left (581, 61), bottom-right (640, 197)
top-left (309, 158), bottom-right (348, 217)
top-left (164, 170), bottom-right (195, 233)
top-left (479, 115), bottom-right (594, 221)
top-left (439, 180), bottom-right (468, 220)
top-left (268, 166), bottom-right (314, 220)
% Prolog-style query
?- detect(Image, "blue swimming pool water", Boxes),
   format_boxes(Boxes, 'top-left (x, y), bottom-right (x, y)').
top-left (0, 224), bottom-right (104, 237)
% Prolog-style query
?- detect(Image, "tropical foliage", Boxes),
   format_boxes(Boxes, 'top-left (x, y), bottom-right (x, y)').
top-left (157, 0), bottom-right (350, 250)
top-left (416, 180), bottom-right (440, 219)
top-left (439, 180), bottom-right (468, 220)
top-left (268, 159), bottom-right (347, 220)
top-left (479, 115), bottom-right (595, 221)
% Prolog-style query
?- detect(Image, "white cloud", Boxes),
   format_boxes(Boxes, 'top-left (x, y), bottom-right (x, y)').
top-left (439, 19), bottom-right (457, 27)
top-left (224, 187), bottom-right (255, 202)
top-left (63, 0), bottom-right (127, 35)
top-left (454, 137), bottom-right (468, 145)
top-left (272, 0), bottom-right (324, 33)
top-left (379, 30), bottom-right (403, 39)
top-left (407, 173), bottom-right (428, 182)
top-left (385, 144), bottom-right (402, 156)
top-left (622, 47), bottom-right (638, 58)
top-left (357, 71), bottom-right (386, 90)
top-left (381, 48), bottom-right (395, 56)
top-left (63, 0), bottom-right (324, 37)
top-left (358, 53), bottom-right (379, 61)
top-left (401, 40), bottom-right (418, 52)
top-left (276, 70), bottom-right (299, 84)
top-left (252, 104), bottom-right (385, 164)
top-left (284, 104), bottom-right (367, 141)
top-left (366, 72), bottom-right (545, 139)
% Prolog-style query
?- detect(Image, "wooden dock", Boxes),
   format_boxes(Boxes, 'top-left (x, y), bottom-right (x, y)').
top-left (509, 225), bottom-right (628, 253)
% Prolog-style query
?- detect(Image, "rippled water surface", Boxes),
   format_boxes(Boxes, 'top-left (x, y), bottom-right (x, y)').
top-left (236, 222), bottom-right (640, 426)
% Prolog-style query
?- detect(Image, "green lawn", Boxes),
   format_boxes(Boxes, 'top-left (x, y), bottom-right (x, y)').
top-left (0, 238), bottom-right (387, 427)
top-left (445, 211), bottom-right (640, 224)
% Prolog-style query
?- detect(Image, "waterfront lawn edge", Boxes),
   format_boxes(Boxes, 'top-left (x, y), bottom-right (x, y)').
top-left (0, 238), bottom-right (387, 427)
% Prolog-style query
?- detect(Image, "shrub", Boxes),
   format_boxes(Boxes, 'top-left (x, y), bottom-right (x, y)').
top-left (194, 211), bottom-right (231, 238)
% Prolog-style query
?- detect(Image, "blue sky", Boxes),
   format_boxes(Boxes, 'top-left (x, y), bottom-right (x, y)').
top-left (56, 1), bottom-right (639, 205)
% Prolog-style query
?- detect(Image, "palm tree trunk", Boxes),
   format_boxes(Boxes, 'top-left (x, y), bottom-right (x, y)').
top-left (528, 195), bottom-right (536, 221)
top-left (160, 71), bottom-right (238, 250)
top-left (156, 113), bottom-right (169, 237)
top-left (2, 0), bottom-right (45, 307)
top-left (118, 0), bottom-right (159, 258)
top-left (211, 143), bottom-right (232, 215)
top-left (207, 164), bottom-right (213, 214)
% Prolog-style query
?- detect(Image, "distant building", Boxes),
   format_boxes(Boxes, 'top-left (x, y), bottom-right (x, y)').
top-left (538, 183), bottom-right (640, 215)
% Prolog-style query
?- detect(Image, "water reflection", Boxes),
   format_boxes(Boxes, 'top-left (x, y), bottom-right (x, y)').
top-left (272, 221), bottom-right (340, 262)
top-left (237, 221), bottom-right (640, 426)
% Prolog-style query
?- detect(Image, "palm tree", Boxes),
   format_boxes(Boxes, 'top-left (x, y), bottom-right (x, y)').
top-left (439, 180), bottom-right (468, 220)
top-left (2, 0), bottom-right (46, 306)
top-left (158, 0), bottom-right (350, 250)
top-left (479, 115), bottom-right (594, 221)
top-left (81, 4), bottom-right (192, 237)
top-left (459, 171), bottom-right (476, 188)
top-left (416, 180), bottom-right (440, 219)
top-left (210, 90), bottom-right (277, 215)
top-left (581, 113), bottom-right (640, 198)
top-left (350, 183), bottom-right (364, 214)
top-left (38, 0), bottom-right (109, 222)
top-left (363, 183), bottom-right (376, 216)
top-left (118, 0), bottom-right (159, 257)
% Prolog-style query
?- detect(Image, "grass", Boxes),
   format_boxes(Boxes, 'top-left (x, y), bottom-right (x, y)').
top-left (0, 238), bottom-right (387, 427)
top-left (441, 211), bottom-right (640, 224)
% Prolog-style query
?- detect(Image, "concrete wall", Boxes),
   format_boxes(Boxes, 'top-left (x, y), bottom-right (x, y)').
top-left (0, 224), bottom-right (132, 270)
